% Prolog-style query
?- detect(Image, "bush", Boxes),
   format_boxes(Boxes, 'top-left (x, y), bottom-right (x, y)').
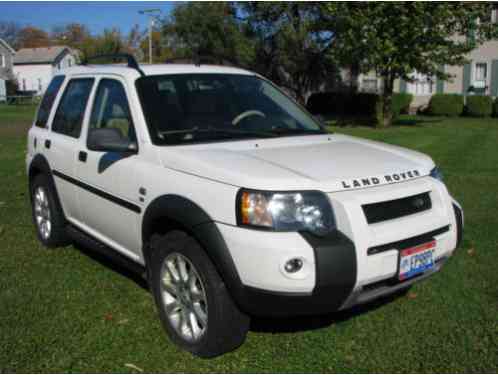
top-left (392, 93), bottom-right (413, 117)
top-left (428, 94), bottom-right (464, 116)
top-left (493, 98), bottom-right (498, 117)
top-left (465, 95), bottom-right (493, 117)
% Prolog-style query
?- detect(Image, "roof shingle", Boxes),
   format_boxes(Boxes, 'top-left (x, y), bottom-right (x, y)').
top-left (14, 46), bottom-right (70, 65)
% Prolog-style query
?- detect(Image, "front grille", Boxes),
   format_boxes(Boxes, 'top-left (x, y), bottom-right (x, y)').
top-left (367, 225), bottom-right (450, 255)
top-left (362, 192), bottom-right (432, 224)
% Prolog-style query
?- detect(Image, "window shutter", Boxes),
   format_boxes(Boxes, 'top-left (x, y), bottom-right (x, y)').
top-left (491, 60), bottom-right (498, 97)
top-left (436, 65), bottom-right (445, 94)
top-left (399, 79), bottom-right (407, 93)
top-left (462, 63), bottom-right (472, 95)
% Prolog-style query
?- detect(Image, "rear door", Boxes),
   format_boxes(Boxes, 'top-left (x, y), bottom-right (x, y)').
top-left (46, 77), bottom-right (95, 222)
top-left (75, 77), bottom-right (142, 260)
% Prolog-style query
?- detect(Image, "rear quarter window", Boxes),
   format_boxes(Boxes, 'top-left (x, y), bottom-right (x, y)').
top-left (35, 75), bottom-right (65, 128)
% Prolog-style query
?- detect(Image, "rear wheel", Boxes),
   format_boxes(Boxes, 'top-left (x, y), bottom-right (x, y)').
top-left (30, 174), bottom-right (70, 247)
top-left (149, 230), bottom-right (249, 358)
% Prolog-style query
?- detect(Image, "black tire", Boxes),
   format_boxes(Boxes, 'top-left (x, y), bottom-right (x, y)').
top-left (30, 173), bottom-right (70, 248)
top-left (149, 230), bottom-right (250, 358)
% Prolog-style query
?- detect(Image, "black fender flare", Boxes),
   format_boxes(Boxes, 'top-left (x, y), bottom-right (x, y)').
top-left (27, 153), bottom-right (67, 220)
top-left (141, 194), bottom-right (244, 301)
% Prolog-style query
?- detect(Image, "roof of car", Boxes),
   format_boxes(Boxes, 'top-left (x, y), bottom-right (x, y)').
top-left (59, 63), bottom-right (256, 79)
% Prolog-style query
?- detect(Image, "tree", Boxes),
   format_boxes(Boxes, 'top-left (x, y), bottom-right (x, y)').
top-left (139, 30), bottom-right (172, 63)
top-left (239, 2), bottom-right (338, 104)
top-left (17, 26), bottom-right (50, 48)
top-left (51, 23), bottom-right (91, 48)
top-left (323, 2), bottom-right (498, 127)
top-left (0, 21), bottom-right (21, 49)
top-left (79, 28), bottom-right (126, 62)
top-left (163, 2), bottom-right (255, 66)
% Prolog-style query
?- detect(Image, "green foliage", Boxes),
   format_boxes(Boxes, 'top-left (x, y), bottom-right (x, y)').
top-left (307, 92), bottom-right (412, 126)
top-left (392, 93), bottom-right (414, 117)
top-left (322, 2), bottom-right (498, 126)
top-left (238, 3), bottom-right (337, 104)
top-left (428, 94), bottom-right (464, 116)
top-left (466, 95), bottom-right (493, 117)
top-left (163, 3), bottom-right (255, 67)
top-left (494, 98), bottom-right (498, 117)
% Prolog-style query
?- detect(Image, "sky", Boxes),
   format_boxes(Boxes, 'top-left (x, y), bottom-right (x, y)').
top-left (0, 1), bottom-right (174, 35)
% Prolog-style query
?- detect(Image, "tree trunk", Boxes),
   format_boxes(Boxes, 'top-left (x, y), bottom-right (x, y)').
top-left (380, 75), bottom-right (395, 128)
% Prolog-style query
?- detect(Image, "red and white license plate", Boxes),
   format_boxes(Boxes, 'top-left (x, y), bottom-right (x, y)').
top-left (398, 240), bottom-right (436, 281)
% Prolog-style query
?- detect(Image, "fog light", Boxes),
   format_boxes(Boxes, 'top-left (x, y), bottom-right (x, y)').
top-left (284, 258), bottom-right (303, 273)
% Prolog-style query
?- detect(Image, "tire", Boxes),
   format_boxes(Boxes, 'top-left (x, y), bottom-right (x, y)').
top-left (149, 230), bottom-right (250, 358)
top-left (30, 173), bottom-right (70, 248)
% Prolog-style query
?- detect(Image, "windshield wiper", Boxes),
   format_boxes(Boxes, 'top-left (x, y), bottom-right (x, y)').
top-left (270, 127), bottom-right (327, 136)
top-left (158, 126), bottom-right (277, 138)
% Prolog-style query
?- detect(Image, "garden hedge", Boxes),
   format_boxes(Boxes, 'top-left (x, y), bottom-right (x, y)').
top-left (306, 92), bottom-right (413, 126)
top-left (428, 94), bottom-right (464, 116)
top-left (465, 95), bottom-right (493, 117)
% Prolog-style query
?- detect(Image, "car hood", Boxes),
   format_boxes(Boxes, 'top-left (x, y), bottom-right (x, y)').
top-left (157, 134), bottom-right (435, 192)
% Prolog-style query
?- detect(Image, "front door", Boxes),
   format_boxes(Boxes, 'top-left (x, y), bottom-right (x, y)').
top-left (75, 77), bottom-right (142, 261)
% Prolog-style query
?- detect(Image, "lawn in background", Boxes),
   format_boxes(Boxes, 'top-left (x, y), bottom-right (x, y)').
top-left (0, 106), bottom-right (497, 373)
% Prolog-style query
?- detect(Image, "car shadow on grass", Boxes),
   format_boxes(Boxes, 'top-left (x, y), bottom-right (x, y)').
top-left (250, 289), bottom-right (408, 333)
top-left (70, 239), bottom-right (409, 334)
top-left (71, 241), bottom-right (149, 291)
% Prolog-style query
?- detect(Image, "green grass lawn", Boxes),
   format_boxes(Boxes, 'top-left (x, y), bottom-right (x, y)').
top-left (0, 107), bottom-right (497, 373)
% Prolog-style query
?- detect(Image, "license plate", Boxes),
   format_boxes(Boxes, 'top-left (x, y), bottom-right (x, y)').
top-left (398, 240), bottom-right (436, 280)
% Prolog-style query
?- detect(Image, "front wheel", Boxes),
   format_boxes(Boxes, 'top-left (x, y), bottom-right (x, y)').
top-left (149, 230), bottom-right (249, 358)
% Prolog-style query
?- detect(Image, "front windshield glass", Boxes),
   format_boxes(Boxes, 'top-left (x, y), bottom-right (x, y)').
top-left (135, 74), bottom-right (325, 145)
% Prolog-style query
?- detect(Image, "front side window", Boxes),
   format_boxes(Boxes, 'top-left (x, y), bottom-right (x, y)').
top-left (136, 74), bottom-right (324, 145)
top-left (52, 78), bottom-right (94, 138)
top-left (35, 75), bottom-right (65, 128)
top-left (88, 79), bottom-right (136, 144)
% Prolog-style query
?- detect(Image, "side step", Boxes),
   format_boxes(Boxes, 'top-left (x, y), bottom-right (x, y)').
top-left (66, 224), bottom-right (147, 280)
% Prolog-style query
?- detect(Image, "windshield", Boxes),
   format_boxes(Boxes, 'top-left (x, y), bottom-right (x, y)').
top-left (135, 74), bottom-right (325, 145)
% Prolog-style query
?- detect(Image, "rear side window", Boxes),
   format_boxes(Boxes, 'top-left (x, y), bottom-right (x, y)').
top-left (35, 76), bottom-right (65, 128)
top-left (52, 78), bottom-right (94, 138)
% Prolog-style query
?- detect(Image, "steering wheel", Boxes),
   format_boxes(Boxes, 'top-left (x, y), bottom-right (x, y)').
top-left (232, 110), bottom-right (266, 126)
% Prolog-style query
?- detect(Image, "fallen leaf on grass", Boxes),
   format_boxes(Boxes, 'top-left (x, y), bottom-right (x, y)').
top-left (104, 313), bottom-right (114, 321)
top-left (118, 319), bottom-right (129, 325)
top-left (407, 292), bottom-right (418, 300)
top-left (0, 226), bottom-right (3, 236)
top-left (467, 248), bottom-right (476, 256)
top-left (125, 363), bottom-right (143, 373)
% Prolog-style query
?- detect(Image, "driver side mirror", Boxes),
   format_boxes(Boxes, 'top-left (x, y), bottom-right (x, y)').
top-left (87, 128), bottom-right (138, 153)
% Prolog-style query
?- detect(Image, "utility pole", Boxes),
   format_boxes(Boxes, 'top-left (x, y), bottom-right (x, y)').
top-left (139, 8), bottom-right (161, 64)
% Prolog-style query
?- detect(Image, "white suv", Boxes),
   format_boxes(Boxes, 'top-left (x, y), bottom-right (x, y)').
top-left (26, 56), bottom-right (464, 357)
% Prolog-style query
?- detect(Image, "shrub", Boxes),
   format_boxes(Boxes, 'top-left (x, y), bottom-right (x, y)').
top-left (428, 94), bottom-right (464, 116)
top-left (493, 98), bottom-right (498, 117)
top-left (465, 95), bottom-right (493, 117)
top-left (392, 93), bottom-right (413, 117)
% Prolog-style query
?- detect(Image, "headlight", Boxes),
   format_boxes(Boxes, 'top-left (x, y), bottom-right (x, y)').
top-left (430, 166), bottom-right (444, 182)
top-left (237, 189), bottom-right (335, 236)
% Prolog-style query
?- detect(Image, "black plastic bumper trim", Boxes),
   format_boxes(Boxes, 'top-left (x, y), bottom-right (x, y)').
top-left (453, 204), bottom-right (463, 248)
top-left (367, 225), bottom-right (450, 256)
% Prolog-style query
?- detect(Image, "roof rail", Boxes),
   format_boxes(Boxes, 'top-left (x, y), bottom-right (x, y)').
top-left (165, 55), bottom-right (240, 68)
top-left (81, 53), bottom-right (145, 77)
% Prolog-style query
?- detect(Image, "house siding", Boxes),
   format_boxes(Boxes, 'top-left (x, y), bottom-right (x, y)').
top-left (0, 42), bottom-right (14, 80)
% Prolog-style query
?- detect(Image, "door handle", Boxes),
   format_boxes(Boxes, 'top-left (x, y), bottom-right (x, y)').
top-left (44, 139), bottom-right (51, 149)
top-left (78, 151), bottom-right (87, 162)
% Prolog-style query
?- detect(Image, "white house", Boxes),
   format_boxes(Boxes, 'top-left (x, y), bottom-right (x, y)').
top-left (13, 46), bottom-right (77, 94)
top-left (0, 38), bottom-right (15, 101)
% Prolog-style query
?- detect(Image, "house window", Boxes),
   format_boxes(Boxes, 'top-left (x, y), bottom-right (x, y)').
top-left (492, 8), bottom-right (497, 23)
top-left (407, 72), bottom-right (434, 95)
top-left (362, 78), bottom-right (378, 93)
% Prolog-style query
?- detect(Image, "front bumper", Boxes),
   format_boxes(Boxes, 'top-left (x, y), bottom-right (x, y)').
top-left (211, 177), bottom-right (463, 317)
